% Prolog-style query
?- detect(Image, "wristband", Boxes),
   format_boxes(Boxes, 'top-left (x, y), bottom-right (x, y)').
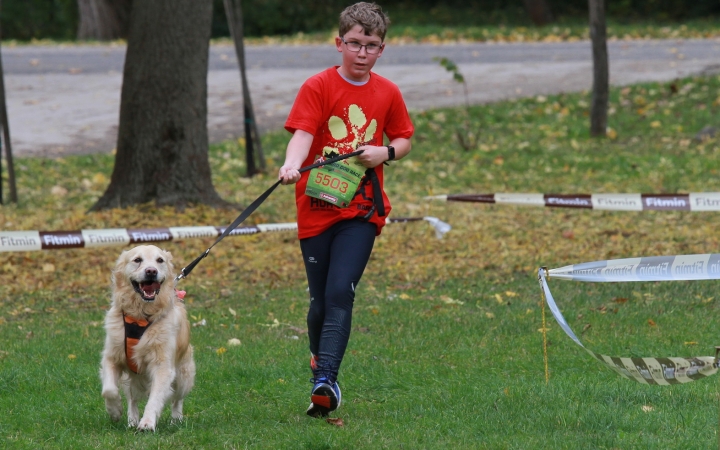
top-left (387, 145), bottom-right (395, 161)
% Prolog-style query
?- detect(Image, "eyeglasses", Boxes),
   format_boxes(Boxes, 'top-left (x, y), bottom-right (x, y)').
top-left (340, 37), bottom-right (383, 55)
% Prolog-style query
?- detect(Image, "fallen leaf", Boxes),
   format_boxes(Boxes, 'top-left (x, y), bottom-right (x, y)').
top-left (227, 338), bottom-right (241, 346)
top-left (505, 291), bottom-right (518, 297)
top-left (68, 354), bottom-right (76, 360)
top-left (494, 293), bottom-right (503, 304)
top-left (92, 173), bottom-right (107, 185)
top-left (440, 295), bottom-right (464, 305)
top-left (228, 307), bottom-right (236, 317)
top-left (192, 319), bottom-right (207, 327)
top-left (216, 347), bottom-right (227, 355)
top-left (50, 185), bottom-right (68, 197)
top-left (43, 264), bottom-right (56, 273)
top-left (642, 405), bottom-right (654, 412)
top-left (684, 341), bottom-right (698, 346)
top-left (485, 312), bottom-right (495, 319)
top-left (613, 297), bottom-right (628, 304)
top-left (561, 230), bottom-right (574, 239)
top-left (326, 417), bottom-right (344, 427)
top-left (647, 319), bottom-right (656, 326)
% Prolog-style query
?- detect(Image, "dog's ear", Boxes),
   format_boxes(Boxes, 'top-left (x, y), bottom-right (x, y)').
top-left (111, 250), bottom-right (129, 285)
top-left (161, 248), bottom-right (175, 275)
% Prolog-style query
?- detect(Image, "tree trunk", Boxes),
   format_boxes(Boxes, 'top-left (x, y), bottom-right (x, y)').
top-left (523, 0), bottom-right (554, 26)
top-left (224, 0), bottom-right (265, 176)
top-left (589, 0), bottom-right (609, 137)
top-left (0, 0), bottom-right (17, 204)
top-left (91, 0), bottom-right (230, 211)
top-left (77, 0), bottom-right (132, 40)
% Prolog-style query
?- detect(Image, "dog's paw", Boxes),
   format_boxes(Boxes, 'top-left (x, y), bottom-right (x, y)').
top-left (103, 397), bottom-right (123, 422)
top-left (137, 417), bottom-right (156, 432)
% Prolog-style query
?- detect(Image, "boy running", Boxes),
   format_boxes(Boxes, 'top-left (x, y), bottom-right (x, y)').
top-left (278, 1), bottom-right (414, 417)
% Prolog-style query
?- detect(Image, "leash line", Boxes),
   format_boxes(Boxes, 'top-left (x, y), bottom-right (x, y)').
top-left (177, 150), bottom-right (364, 281)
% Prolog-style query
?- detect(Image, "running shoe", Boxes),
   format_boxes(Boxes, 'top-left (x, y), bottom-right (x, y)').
top-left (306, 377), bottom-right (341, 418)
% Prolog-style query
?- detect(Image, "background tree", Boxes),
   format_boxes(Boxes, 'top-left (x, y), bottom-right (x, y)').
top-left (588, 0), bottom-right (609, 137)
top-left (76, 0), bottom-right (131, 40)
top-left (224, 0), bottom-right (265, 177)
top-left (91, 0), bottom-right (229, 211)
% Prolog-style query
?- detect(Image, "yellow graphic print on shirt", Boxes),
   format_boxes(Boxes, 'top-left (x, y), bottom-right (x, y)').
top-left (304, 104), bottom-right (377, 208)
top-left (324, 104), bottom-right (377, 162)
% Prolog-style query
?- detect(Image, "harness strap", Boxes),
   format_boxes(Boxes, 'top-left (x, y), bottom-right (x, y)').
top-left (359, 168), bottom-right (386, 220)
top-left (123, 314), bottom-right (151, 374)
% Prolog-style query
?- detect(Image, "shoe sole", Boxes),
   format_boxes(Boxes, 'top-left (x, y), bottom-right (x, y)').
top-left (307, 384), bottom-right (340, 418)
top-left (306, 402), bottom-right (330, 418)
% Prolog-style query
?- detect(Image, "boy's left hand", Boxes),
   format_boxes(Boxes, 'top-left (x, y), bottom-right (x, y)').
top-left (356, 145), bottom-right (389, 168)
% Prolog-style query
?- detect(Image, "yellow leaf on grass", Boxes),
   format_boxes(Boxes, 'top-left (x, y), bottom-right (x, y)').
top-left (399, 293), bottom-right (411, 300)
top-left (51, 185), bottom-right (68, 197)
top-left (228, 307), bottom-right (236, 317)
top-left (505, 291), bottom-right (518, 297)
top-left (441, 296), bottom-right (464, 305)
top-left (216, 347), bottom-right (227, 356)
top-left (494, 294), bottom-right (504, 304)
top-left (485, 312), bottom-right (495, 319)
top-left (43, 264), bottom-right (55, 273)
top-left (68, 354), bottom-right (77, 360)
top-left (684, 341), bottom-right (698, 346)
top-left (92, 173), bottom-right (107, 185)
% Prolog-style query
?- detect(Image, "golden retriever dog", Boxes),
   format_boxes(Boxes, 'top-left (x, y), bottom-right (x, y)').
top-left (100, 245), bottom-right (195, 431)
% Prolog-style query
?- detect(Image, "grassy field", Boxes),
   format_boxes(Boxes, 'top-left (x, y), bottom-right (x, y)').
top-left (1, 72), bottom-right (719, 448)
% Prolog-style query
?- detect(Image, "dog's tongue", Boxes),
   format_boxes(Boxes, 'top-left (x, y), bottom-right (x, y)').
top-left (141, 281), bottom-right (161, 295)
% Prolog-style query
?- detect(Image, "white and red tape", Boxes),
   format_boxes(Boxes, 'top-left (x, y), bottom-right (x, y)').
top-left (427, 192), bottom-right (720, 211)
top-left (0, 217), bottom-right (450, 253)
top-left (539, 253), bottom-right (720, 385)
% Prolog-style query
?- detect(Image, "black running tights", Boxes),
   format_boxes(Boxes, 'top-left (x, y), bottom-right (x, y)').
top-left (299, 219), bottom-right (376, 383)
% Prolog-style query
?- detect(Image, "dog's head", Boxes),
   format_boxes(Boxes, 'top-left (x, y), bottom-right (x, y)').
top-left (113, 245), bottom-right (175, 303)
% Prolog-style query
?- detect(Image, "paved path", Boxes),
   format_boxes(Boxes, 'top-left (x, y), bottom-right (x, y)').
top-left (3, 38), bottom-right (719, 157)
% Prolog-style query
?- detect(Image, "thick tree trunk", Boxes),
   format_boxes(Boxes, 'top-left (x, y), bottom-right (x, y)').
top-left (91, 0), bottom-right (230, 211)
top-left (523, 0), bottom-right (554, 26)
top-left (77, 0), bottom-right (131, 40)
top-left (589, 0), bottom-right (609, 137)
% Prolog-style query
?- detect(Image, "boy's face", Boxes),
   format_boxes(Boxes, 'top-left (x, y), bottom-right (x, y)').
top-left (335, 24), bottom-right (384, 83)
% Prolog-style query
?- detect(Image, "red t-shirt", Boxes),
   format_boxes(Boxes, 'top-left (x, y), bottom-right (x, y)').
top-left (285, 67), bottom-right (414, 239)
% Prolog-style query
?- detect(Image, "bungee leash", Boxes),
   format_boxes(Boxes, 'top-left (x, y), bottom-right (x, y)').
top-left (176, 149), bottom-right (364, 282)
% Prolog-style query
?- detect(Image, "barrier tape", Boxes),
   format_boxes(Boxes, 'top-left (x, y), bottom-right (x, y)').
top-left (426, 192), bottom-right (720, 211)
top-left (0, 217), bottom-right (451, 253)
top-left (538, 253), bottom-right (720, 384)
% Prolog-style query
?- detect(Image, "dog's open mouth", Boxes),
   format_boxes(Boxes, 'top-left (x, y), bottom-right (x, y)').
top-left (132, 280), bottom-right (162, 302)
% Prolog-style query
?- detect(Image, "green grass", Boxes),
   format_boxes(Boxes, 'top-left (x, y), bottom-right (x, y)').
top-left (1, 74), bottom-right (720, 448)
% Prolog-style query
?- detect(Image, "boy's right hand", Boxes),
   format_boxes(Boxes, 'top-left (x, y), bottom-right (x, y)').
top-left (278, 165), bottom-right (301, 185)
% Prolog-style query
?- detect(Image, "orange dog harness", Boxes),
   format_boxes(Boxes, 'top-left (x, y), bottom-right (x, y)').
top-left (123, 314), bottom-right (151, 374)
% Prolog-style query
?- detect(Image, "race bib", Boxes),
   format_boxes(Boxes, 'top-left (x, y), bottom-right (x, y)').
top-left (305, 156), bottom-right (365, 208)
